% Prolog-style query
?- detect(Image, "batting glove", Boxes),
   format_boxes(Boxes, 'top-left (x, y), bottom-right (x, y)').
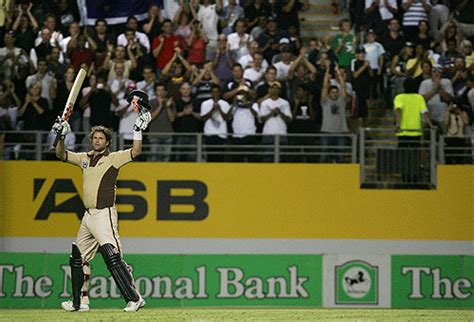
top-left (134, 110), bottom-right (152, 131)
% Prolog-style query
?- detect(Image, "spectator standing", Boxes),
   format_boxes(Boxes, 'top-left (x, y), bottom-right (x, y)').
top-left (381, 18), bottom-right (405, 60)
top-left (319, 66), bottom-right (349, 163)
top-left (238, 40), bottom-right (268, 70)
top-left (209, 34), bottom-right (235, 83)
top-left (17, 81), bottom-right (50, 131)
top-left (230, 85), bottom-right (259, 162)
top-left (186, 20), bottom-right (208, 65)
top-left (443, 101), bottom-right (470, 164)
top-left (25, 58), bottom-right (56, 110)
top-left (30, 27), bottom-right (55, 69)
top-left (200, 84), bottom-right (232, 161)
top-left (227, 19), bottom-right (253, 61)
top-left (104, 45), bottom-right (136, 81)
top-left (142, 4), bottom-right (164, 44)
top-left (152, 19), bottom-right (181, 72)
top-left (117, 16), bottom-right (151, 54)
top-left (257, 17), bottom-right (289, 63)
top-left (414, 19), bottom-right (435, 50)
top-left (331, 18), bottom-right (355, 69)
top-left (401, 0), bottom-right (432, 40)
top-left (219, 0), bottom-right (244, 35)
top-left (274, 46), bottom-right (294, 82)
top-left (243, 52), bottom-right (266, 83)
top-left (363, 30), bottom-right (385, 100)
top-left (0, 31), bottom-right (28, 81)
top-left (173, 9), bottom-right (193, 40)
top-left (34, 13), bottom-right (63, 47)
top-left (88, 75), bottom-right (118, 129)
top-left (68, 35), bottom-right (95, 72)
top-left (256, 66), bottom-right (289, 103)
top-left (92, 19), bottom-right (114, 68)
top-left (191, 0), bottom-right (223, 55)
top-left (365, 0), bottom-right (398, 36)
top-left (394, 77), bottom-right (436, 181)
top-left (351, 46), bottom-right (371, 126)
top-left (245, 0), bottom-right (272, 30)
top-left (223, 63), bottom-right (253, 101)
top-left (11, 3), bottom-right (38, 52)
top-left (161, 48), bottom-right (194, 99)
top-left (259, 81), bottom-right (292, 161)
top-left (136, 65), bottom-right (157, 100)
top-left (149, 83), bottom-right (176, 162)
top-left (115, 83), bottom-right (139, 146)
top-left (172, 82), bottom-right (202, 161)
top-left (47, 46), bottom-right (67, 81)
top-left (274, 0), bottom-right (309, 31)
top-left (452, 0), bottom-right (474, 38)
top-left (192, 62), bottom-right (221, 104)
top-left (419, 65), bottom-right (454, 132)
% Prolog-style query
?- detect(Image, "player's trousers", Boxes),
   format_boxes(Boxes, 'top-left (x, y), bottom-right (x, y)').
top-left (75, 206), bottom-right (125, 304)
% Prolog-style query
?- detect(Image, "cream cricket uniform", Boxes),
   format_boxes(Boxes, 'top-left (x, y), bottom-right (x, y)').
top-left (64, 148), bottom-right (134, 262)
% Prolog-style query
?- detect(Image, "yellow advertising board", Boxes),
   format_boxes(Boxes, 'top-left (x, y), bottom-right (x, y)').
top-left (0, 161), bottom-right (472, 241)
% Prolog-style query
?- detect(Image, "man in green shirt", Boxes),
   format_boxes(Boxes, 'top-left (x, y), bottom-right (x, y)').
top-left (331, 18), bottom-right (355, 68)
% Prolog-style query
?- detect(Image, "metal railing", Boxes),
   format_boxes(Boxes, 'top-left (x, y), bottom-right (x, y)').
top-left (0, 131), bottom-right (358, 164)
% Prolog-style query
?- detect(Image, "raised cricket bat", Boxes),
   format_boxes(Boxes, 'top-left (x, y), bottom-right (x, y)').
top-left (53, 68), bottom-right (87, 147)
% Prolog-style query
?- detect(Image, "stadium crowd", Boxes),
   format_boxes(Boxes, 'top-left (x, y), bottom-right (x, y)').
top-left (0, 0), bottom-right (472, 162)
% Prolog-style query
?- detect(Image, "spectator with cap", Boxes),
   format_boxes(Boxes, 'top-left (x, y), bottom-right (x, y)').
top-left (259, 81), bottom-right (292, 162)
top-left (419, 64), bottom-right (454, 132)
top-left (200, 84), bottom-right (232, 161)
top-left (401, 0), bottom-right (432, 41)
top-left (274, 45), bottom-right (294, 82)
top-left (390, 42), bottom-right (415, 99)
top-left (363, 29), bottom-right (385, 101)
top-left (331, 18), bottom-right (355, 69)
top-left (219, 0), bottom-right (244, 35)
top-left (117, 16), bottom-right (151, 54)
top-left (257, 16), bottom-right (289, 63)
top-left (227, 19), bottom-right (254, 61)
top-left (351, 46), bottom-right (371, 127)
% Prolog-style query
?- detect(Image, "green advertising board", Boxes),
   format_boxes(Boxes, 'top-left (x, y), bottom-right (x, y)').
top-left (392, 255), bottom-right (474, 308)
top-left (0, 253), bottom-right (322, 308)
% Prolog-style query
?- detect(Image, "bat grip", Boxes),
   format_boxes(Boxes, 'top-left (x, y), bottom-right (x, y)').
top-left (53, 132), bottom-right (61, 148)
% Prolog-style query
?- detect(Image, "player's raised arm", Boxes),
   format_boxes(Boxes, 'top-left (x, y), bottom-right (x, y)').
top-left (53, 117), bottom-right (71, 161)
top-left (127, 90), bottom-right (152, 159)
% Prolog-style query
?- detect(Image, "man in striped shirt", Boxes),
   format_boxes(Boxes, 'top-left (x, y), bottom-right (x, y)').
top-left (401, 0), bottom-right (432, 40)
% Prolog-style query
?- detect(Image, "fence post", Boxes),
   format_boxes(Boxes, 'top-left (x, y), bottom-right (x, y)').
top-left (430, 128), bottom-right (437, 188)
top-left (351, 133), bottom-right (357, 163)
top-left (35, 132), bottom-right (42, 160)
top-left (197, 133), bottom-right (203, 162)
top-left (439, 135), bottom-right (445, 164)
top-left (359, 128), bottom-right (366, 184)
top-left (274, 135), bottom-right (280, 163)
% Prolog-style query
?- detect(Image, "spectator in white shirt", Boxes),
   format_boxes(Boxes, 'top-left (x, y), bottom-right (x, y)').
top-left (230, 85), bottom-right (260, 162)
top-left (365, 0), bottom-right (398, 35)
top-left (273, 46), bottom-right (294, 81)
top-left (115, 83), bottom-right (138, 145)
top-left (117, 16), bottom-right (151, 54)
top-left (243, 52), bottom-right (266, 83)
top-left (363, 29), bottom-right (386, 99)
top-left (25, 58), bottom-right (57, 110)
top-left (238, 40), bottom-right (269, 70)
top-left (259, 81), bottom-right (292, 161)
top-left (191, 0), bottom-right (223, 55)
top-left (200, 84), bottom-right (232, 161)
top-left (136, 65), bottom-right (157, 100)
top-left (227, 19), bottom-right (254, 61)
top-left (107, 62), bottom-right (133, 110)
top-left (34, 14), bottom-right (63, 47)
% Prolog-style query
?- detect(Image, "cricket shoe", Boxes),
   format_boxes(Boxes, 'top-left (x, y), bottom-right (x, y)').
top-left (123, 296), bottom-right (146, 312)
top-left (61, 300), bottom-right (90, 312)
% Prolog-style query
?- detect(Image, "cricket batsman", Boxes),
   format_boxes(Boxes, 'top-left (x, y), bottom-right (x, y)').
top-left (53, 90), bottom-right (152, 312)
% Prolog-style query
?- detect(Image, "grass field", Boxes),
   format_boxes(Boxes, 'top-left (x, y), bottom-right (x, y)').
top-left (0, 308), bottom-right (473, 321)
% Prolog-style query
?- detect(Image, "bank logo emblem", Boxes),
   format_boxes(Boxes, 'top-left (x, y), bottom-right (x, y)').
top-left (335, 260), bottom-right (378, 304)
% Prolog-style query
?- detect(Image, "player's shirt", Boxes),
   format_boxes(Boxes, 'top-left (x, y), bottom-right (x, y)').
top-left (64, 149), bottom-right (133, 209)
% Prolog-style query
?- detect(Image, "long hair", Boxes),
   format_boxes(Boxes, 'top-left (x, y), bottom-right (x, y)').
top-left (88, 126), bottom-right (112, 147)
